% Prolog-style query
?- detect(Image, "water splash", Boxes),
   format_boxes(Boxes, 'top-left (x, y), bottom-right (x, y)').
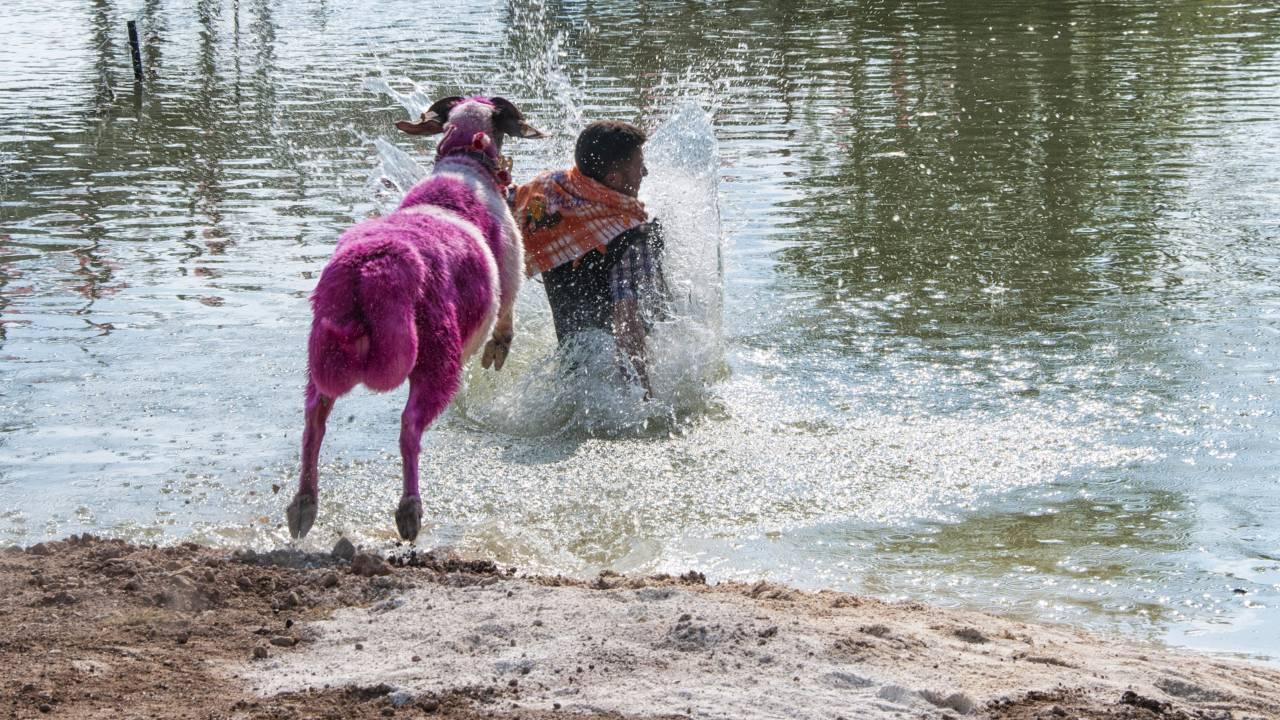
top-left (457, 102), bottom-right (727, 437)
top-left (364, 68), bottom-right (728, 437)
top-left (646, 102), bottom-right (725, 333)
top-left (364, 137), bottom-right (425, 209)
top-left (361, 76), bottom-right (433, 119)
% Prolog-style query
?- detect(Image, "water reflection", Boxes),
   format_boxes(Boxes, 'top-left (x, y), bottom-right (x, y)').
top-left (141, 0), bottom-right (166, 83)
top-left (0, 243), bottom-right (27, 347)
top-left (774, 1), bottom-right (1205, 328)
top-left (866, 490), bottom-right (1196, 628)
top-left (90, 0), bottom-right (118, 111)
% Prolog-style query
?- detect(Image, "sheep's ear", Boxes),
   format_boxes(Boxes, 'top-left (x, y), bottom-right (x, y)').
top-left (394, 96), bottom-right (465, 136)
top-left (491, 97), bottom-right (547, 139)
top-left (395, 113), bottom-right (445, 135)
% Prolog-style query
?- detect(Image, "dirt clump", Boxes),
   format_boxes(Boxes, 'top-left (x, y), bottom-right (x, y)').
top-left (984, 688), bottom-right (1242, 720)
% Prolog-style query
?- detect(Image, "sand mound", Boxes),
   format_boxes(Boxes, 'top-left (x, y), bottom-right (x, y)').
top-left (245, 569), bottom-right (1280, 719)
top-left (5, 537), bottom-right (1279, 720)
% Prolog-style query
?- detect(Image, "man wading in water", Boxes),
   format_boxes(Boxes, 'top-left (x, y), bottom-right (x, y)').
top-left (513, 121), bottom-right (670, 398)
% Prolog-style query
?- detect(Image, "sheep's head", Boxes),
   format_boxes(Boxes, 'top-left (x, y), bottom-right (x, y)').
top-left (395, 96), bottom-right (545, 155)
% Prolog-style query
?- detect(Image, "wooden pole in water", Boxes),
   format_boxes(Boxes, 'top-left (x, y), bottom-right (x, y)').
top-left (127, 20), bottom-right (143, 82)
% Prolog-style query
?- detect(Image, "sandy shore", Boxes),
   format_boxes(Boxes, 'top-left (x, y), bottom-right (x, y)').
top-left (3, 536), bottom-right (1278, 720)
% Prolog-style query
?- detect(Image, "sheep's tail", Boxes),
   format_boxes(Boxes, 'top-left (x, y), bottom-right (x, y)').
top-left (308, 237), bottom-right (424, 397)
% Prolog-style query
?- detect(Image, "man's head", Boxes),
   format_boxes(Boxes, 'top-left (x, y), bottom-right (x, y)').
top-left (575, 121), bottom-right (648, 197)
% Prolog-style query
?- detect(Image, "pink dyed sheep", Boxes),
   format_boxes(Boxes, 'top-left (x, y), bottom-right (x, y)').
top-left (287, 96), bottom-right (545, 541)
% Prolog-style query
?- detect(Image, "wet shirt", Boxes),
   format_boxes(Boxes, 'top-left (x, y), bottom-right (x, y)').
top-left (541, 221), bottom-right (670, 345)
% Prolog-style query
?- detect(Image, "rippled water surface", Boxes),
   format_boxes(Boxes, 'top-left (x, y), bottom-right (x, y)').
top-left (2, 0), bottom-right (1278, 662)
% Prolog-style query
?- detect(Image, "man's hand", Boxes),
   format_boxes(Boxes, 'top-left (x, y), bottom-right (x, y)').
top-left (481, 332), bottom-right (512, 371)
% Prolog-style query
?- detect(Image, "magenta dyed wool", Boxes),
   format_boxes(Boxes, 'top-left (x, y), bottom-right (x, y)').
top-left (308, 173), bottom-right (503, 400)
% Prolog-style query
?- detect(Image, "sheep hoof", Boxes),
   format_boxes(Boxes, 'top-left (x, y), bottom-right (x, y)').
top-left (287, 492), bottom-right (318, 539)
top-left (395, 496), bottom-right (422, 542)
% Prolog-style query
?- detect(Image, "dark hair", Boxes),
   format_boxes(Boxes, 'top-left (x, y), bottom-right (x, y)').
top-left (575, 121), bottom-right (646, 183)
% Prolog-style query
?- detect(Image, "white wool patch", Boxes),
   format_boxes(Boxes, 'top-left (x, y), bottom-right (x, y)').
top-left (401, 158), bottom-right (522, 358)
top-left (430, 162), bottom-right (523, 317)
top-left (399, 202), bottom-right (500, 360)
top-left (444, 101), bottom-right (495, 137)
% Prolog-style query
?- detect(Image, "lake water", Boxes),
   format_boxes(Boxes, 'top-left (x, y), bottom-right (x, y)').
top-left (2, 0), bottom-right (1278, 663)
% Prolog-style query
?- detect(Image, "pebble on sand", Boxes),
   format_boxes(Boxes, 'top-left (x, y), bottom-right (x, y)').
top-left (351, 553), bottom-right (391, 577)
top-left (331, 538), bottom-right (356, 562)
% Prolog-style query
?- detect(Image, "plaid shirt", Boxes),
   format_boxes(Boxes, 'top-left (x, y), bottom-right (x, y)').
top-left (608, 221), bottom-right (670, 325)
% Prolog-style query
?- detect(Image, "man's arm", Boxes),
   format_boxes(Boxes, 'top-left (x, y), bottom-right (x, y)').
top-left (612, 298), bottom-right (652, 399)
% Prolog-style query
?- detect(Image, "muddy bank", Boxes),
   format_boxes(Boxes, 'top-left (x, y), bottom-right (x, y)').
top-left (3, 537), bottom-right (1278, 720)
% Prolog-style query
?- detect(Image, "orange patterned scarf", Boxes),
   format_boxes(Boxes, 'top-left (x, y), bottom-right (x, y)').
top-left (514, 167), bottom-right (649, 276)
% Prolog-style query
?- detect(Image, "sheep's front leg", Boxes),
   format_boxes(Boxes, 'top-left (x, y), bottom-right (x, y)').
top-left (481, 308), bottom-right (514, 371)
top-left (395, 361), bottom-right (458, 541)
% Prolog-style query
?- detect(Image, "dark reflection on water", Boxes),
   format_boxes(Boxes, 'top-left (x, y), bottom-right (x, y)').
top-left (1, 0), bottom-right (1278, 661)
top-left (867, 490), bottom-right (1198, 627)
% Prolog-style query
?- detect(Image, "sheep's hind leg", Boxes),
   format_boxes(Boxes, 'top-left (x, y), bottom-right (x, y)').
top-left (288, 381), bottom-right (334, 539)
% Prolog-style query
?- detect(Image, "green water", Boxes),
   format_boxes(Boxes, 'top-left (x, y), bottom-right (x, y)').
top-left (1, 0), bottom-right (1278, 662)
